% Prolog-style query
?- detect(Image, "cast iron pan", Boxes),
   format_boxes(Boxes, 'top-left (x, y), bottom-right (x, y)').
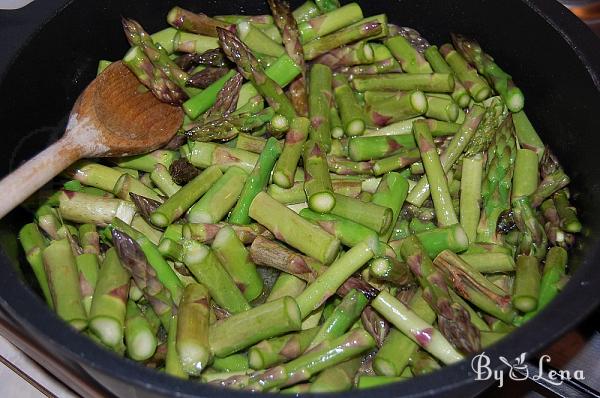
top-left (1, 0), bottom-right (599, 397)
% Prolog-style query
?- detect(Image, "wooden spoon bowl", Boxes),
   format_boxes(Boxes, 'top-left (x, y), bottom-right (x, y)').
top-left (0, 61), bottom-right (184, 218)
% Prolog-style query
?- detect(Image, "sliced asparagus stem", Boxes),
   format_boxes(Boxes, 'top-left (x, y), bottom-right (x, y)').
top-left (439, 44), bottom-right (491, 102)
top-left (209, 296), bottom-right (302, 357)
top-left (177, 283), bottom-right (211, 375)
top-left (303, 140), bottom-right (336, 212)
top-left (150, 164), bottom-right (181, 197)
top-left (330, 193), bottom-right (393, 235)
top-left (181, 240), bottom-right (250, 314)
top-left (212, 226), bottom-right (264, 301)
top-left (352, 73), bottom-right (454, 93)
top-left (460, 155), bottom-right (483, 242)
top-left (42, 239), bottom-right (87, 330)
top-left (19, 223), bottom-right (53, 307)
top-left (248, 327), bottom-right (319, 369)
top-left (308, 64), bottom-right (333, 150)
top-left (267, 273), bottom-right (307, 302)
top-left (309, 357), bottom-right (362, 392)
top-left (513, 255), bottom-right (541, 312)
top-left (76, 253), bottom-right (100, 315)
top-left (58, 191), bottom-right (136, 226)
top-left (273, 117), bottom-right (310, 188)
top-left (187, 167), bottom-right (248, 223)
top-left (248, 191), bottom-right (341, 264)
top-left (125, 300), bottom-right (157, 361)
top-left (165, 315), bottom-right (188, 379)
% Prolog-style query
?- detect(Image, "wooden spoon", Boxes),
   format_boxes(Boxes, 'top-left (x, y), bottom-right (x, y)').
top-left (0, 61), bottom-right (184, 219)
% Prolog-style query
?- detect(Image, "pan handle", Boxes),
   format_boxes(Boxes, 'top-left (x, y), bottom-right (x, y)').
top-left (514, 361), bottom-right (600, 398)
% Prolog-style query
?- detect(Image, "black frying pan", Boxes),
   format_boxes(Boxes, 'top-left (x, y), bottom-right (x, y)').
top-left (1, 0), bottom-right (599, 397)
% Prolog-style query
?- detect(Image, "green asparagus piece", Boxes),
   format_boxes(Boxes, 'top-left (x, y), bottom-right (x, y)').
top-left (303, 18), bottom-right (384, 60)
top-left (373, 148), bottom-right (422, 175)
top-left (76, 253), bottom-right (100, 315)
top-left (209, 296), bottom-right (301, 357)
top-left (330, 193), bottom-right (393, 235)
top-left (308, 64), bottom-right (333, 149)
top-left (249, 191), bottom-right (340, 264)
top-left (333, 73), bottom-right (367, 136)
top-left (452, 33), bottom-right (524, 112)
top-left (166, 6), bottom-right (230, 36)
top-left (352, 73), bottom-right (454, 93)
top-left (460, 155), bottom-right (483, 242)
top-left (512, 196), bottom-right (548, 260)
top-left (372, 172), bottom-right (409, 241)
top-left (125, 300), bottom-right (157, 361)
top-left (173, 31), bottom-right (220, 54)
top-left (151, 165), bottom-right (223, 227)
top-left (372, 291), bottom-right (463, 365)
top-left (19, 223), bottom-right (53, 307)
top-left (369, 256), bottom-right (414, 287)
top-left (166, 315), bottom-right (188, 379)
top-left (114, 150), bottom-right (178, 173)
top-left (187, 167), bottom-right (248, 224)
top-left (42, 239), bottom-right (87, 330)
top-left (439, 43), bottom-right (491, 102)
top-left (112, 173), bottom-right (162, 202)
top-left (553, 190), bottom-right (582, 233)
top-left (229, 138), bottom-right (282, 224)
top-left (512, 111), bottom-right (545, 161)
top-left (212, 226), bottom-right (263, 301)
top-left (248, 327), bottom-right (319, 369)
top-left (348, 134), bottom-right (416, 161)
top-left (476, 115), bottom-right (517, 243)
top-left (272, 117), bottom-right (310, 188)
top-left (303, 140), bottom-right (336, 212)
top-left (425, 94), bottom-right (459, 122)
top-left (58, 191), bottom-right (136, 226)
top-left (459, 253), bottom-right (515, 273)
top-left (530, 149), bottom-right (570, 208)
top-left (424, 45), bottom-right (470, 108)
top-left (181, 240), bottom-right (250, 314)
top-left (150, 164), bottom-right (181, 197)
top-left (310, 357), bottom-right (362, 393)
top-left (212, 354), bottom-right (250, 372)
top-left (295, 238), bottom-right (376, 317)
top-left (67, 161), bottom-right (124, 192)
top-left (247, 329), bottom-right (375, 391)
top-left (237, 21), bottom-right (285, 57)
top-left (512, 255), bottom-right (541, 312)
top-left (293, 1), bottom-right (321, 23)
top-left (183, 222), bottom-right (273, 245)
top-left (183, 142), bottom-right (259, 173)
top-left (298, 3), bottom-right (363, 43)
top-left (313, 41), bottom-right (374, 68)
top-left (267, 273), bottom-right (307, 302)
top-left (385, 35), bottom-right (432, 73)
top-left (433, 250), bottom-right (516, 324)
top-left (218, 28), bottom-right (297, 120)
top-left (365, 90), bottom-right (428, 127)
top-left (177, 283), bottom-right (211, 375)
top-left (413, 120), bottom-right (458, 226)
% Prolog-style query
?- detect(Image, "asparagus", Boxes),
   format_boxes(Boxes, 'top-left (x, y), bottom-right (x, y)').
top-left (185, 107), bottom-right (275, 143)
top-left (406, 104), bottom-right (485, 207)
top-left (299, 3), bottom-right (363, 43)
top-left (313, 41), bottom-right (374, 69)
top-left (512, 111), bottom-right (545, 161)
top-left (212, 354), bottom-right (250, 372)
top-left (553, 190), bottom-right (582, 233)
top-left (76, 253), bottom-right (100, 315)
top-left (369, 256), bottom-right (414, 287)
top-left (365, 90), bottom-right (428, 127)
top-left (372, 291), bottom-right (463, 365)
top-left (123, 46), bottom-right (188, 105)
top-left (333, 73), bottom-right (367, 136)
top-left (218, 28), bottom-right (297, 120)
top-left (112, 230), bottom-right (175, 328)
top-left (452, 33), bottom-right (524, 112)
top-left (181, 240), bottom-right (250, 314)
top-left (19, 223), bottom-right (53, 307)
top-left (302, 140), bottom-right (336, 212)
top-left (115, 150), bottom-right (178, 173)
top-left (348, 134), bottom-right (416, 162)
top-left (113, 173), bottom-right (162, 202)
top-left (303, 19), bottom-right (384, 60)
top-left (315, 0), bottom-right (340, 12)
top-left (209, 297), bottom-right (302, 357)
top-left (176, 283), bottom-right (211, 375)
top-left (166, 6), bottom-right (231, 36)
top-left (237, 21), bottom-right (285, 57)
top-left (227, 138), bottom-right (282, 225)
top-left (166, 315), bottom-right (188, 379)
top-left (187, 167), bottom-right (247, 224)
top-left (249, 192), bottom-right (340, 264)
top-left (463, 97), bottom-right (508, 157)
top-left (392, 223), bottom-right (470, 259)
top-left (308, 64), bottom-right (333, 149)
top-left (352, 73), bottom-right (455, 93)
top-left (528, 247), bottom-right (568, 318)
top-left (398, 236), bottom-right (480, 354)
top-left (295, 238), bottom-right (376, 317)
top-left (372, 172), bottom-right (409, 241)
top-left (327, 156), bottom-right (374, 175)
top-left (476, 115), bottom-right (517, 243)
top-left (373, 148), bottom-right (422, 175)
top-left (150, 164), bottom-right (181, 197)
top-left (249, 235), bottom-right (323, 282)
top-left (308, 289), bottom-right (368, 349)
top-left (423, 45), bottom-right (470, 108)
top-left (512, 255), bottom-right (541, 312)
top-left (293, 1), bottom-right (321, 23)
top-left (267, 273), bottom-right (307, 302)
top-left (89, 249), bottom-right (130, 348)
top-left (248, 327), bottom-right (318, 369)
top-left (459, 253), bottom-right (515, 273)
top-left (42, 239), bottom-right (87, 330)
top-left (512, 196), bottom-right (548, 260)
top-left (358, 375), bottom-right (406, 389)
top-left (433, 250), bottom-right (516, 324)
top-left (330, 193), bottom-right (393, 235)
top-left (246, 329), bottom-right (375, 391)
top-left (183, 222), bottom-right (273, 245)
top-left (173, 31), bottom-right (220, 55)
top-left (460, 155), bottom-right (483, 242)
top-left (413, 120), bottom-right (458, 226)
top-left (66, 161), bottom-right (123, 192)
top-left (150, 165), bottom-right (223, 227)
top-left (58, 191), bottom-right (136, 226)
top-left (125, 300), bottom-right (157, 361)
top-left (272, 117), bottom-right (309, 188)
top-left (168, 159), bottom-right (198, 186)
top-left (212, 226), bottom-right (263, 301)
top-left (267, 0), bottom-right (309, 116)
top-left (309, 357), bottom-right (362, 393)
top-left (425, 94), bottom-right (459, 122)
top-left (439, 43), bottom-right (491, 102)
top-left (385, 35), bottom-right (432, 73)
top-left (373, 289), bottom-right (436, 376)
top-left (529, 149), bottom-right (570, 208)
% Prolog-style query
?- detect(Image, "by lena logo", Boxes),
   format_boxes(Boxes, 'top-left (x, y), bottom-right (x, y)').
top-left (471, 352), bottom-right (585, 388)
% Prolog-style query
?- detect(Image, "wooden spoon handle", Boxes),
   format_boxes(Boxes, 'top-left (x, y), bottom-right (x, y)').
top-left (0, 137), bottom-right (83, 219)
